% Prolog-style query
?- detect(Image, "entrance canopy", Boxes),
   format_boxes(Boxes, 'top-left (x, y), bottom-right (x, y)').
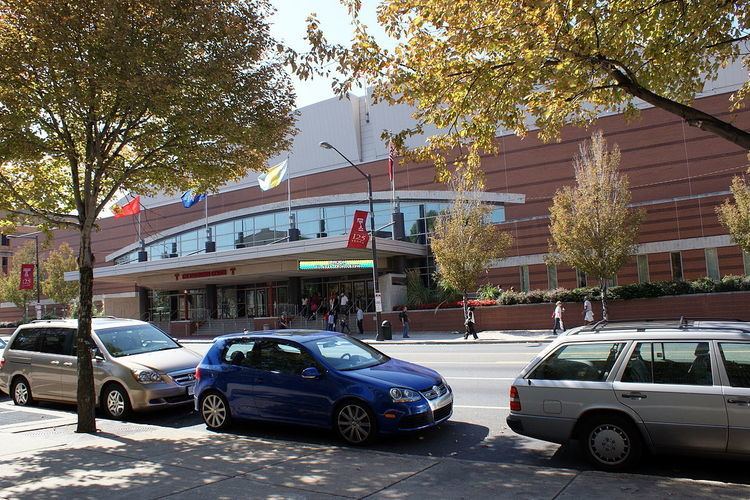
top-left (65, 236), bottom-right (426, 290)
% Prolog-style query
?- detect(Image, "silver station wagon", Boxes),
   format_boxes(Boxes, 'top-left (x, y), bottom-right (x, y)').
top-left (0, 318), bottom-right (201, 419)
top-left (506, 319), bottom-right (750, 470)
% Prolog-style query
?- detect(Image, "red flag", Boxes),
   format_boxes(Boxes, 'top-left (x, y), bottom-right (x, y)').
top-left (388, 143), bottom-right (395, 182)
top-left (113, 196), bottom-right (141, 219)
top-left (19, 264), bottom-right (34, 290)
top-left (347, 210), bottom-right (370, 249)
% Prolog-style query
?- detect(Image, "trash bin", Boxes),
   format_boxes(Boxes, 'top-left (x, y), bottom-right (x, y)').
top-left (381, 320), bottom-right (392, 341)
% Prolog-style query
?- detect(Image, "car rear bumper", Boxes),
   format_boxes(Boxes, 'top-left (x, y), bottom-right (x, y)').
top-left (505, 413), bottom-right (575, 444)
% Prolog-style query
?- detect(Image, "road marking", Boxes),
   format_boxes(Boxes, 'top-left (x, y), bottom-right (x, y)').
top-left (454, 405), bottom-right (510, 410)
top-left (445, 377), bottom-right (515, 381)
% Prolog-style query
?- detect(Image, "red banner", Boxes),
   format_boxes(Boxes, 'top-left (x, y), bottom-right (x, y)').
top-left (347, 210), bottom-right (370, 249)
top-left (19, 264), bottom-right (34, 290)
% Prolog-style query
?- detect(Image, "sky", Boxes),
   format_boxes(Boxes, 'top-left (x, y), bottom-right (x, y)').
top-left (269, 0), bottom-right (386, 108)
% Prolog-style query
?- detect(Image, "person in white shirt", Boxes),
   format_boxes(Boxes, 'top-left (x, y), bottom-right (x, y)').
top-left (552, 301), bottom-right (565, 335)
top-left (583, 297), bottom-right (594, 324)
top-left (339, 292), bottom-right (349, 314)
top-left (356, 304), bottom-right (364, 334)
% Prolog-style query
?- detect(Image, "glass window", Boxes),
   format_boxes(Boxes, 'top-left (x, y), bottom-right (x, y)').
top-left (491, 206), bottom-right (505, 223)
top-left (519, 265), bottom-right (530, 292)
top-left (705, 248), bottom-right (720, 280)
top-left (637, 255), bottom-right (650, 283)
top-left (296, 207), bottom-right (320, 223)
top-left (576, 269), bottom-right (588, 288)
top-left (547, 264), bottom-right (558, 290)
top-left (223, 339), bottom-right (255, 366)
top-left (11, 328), bottom-right (43, 352)
top-left (529, 342), bottom-right (626, 381)
top-left (307, 335), bottom-right (389, 371)
top-left (97, 324), bottom-right (180, 358)
top-left (214, 221), bottom-right (234, 236)
top-left (180, 232), bottom-right (198, 255)
top-left (249, 340), bottom-right (318, 375)
top-left (671, 252), bottom-right (683, 281)
top-left (621, 342), bottom-right (712, 386)
top-left (41, 328), bottom-right (74, 355)
top-left (719, 343), bottom-right (750, 388)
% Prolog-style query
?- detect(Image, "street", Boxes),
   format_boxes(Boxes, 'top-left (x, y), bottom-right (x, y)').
top-left (2, 340), bottom-right (749, 487)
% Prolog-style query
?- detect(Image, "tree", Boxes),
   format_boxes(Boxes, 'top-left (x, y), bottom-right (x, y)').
top-left (0, 241), bottom-right (37, 321)
top-left (717, 168), bottom-right (750, 255)
top-left (430, 176), bottom-right (513, 317)
top-left (0, 0), bottom-right (294, 433)
top-left (42, 243), bottom-right (80, 315)
top-left (293, 1), bottom-right (750, 179)
top-left (548, 132), bottom-right (643, 320)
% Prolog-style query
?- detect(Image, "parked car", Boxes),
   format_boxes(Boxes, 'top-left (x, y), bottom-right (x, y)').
top-left (506, 319), bottom-right (750, 470)
top-left (0, 318), bottom-right (201, 419)
top-left (195, 330), bottom-right (453, 444)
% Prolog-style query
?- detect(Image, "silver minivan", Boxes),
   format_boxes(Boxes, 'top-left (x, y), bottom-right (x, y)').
top-left (507, 320), bottom-right (750, 470)
top-left (0, 317), bottom-right (201, 419)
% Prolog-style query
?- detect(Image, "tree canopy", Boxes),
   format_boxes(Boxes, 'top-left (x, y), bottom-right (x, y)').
top-left (718, 168), bottom-right (750, 254)
top-left (548, 131), bottom-right (643, 320)
top-left (42, 242), bottom-right (79, 311)
top-left (294, 0), bottom-right (750, 179)
top-left (0, 241), bottom-right (37, 319)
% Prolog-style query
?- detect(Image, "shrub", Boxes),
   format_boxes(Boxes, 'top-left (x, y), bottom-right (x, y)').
top-left (477, 283), bottom-right (503, 300)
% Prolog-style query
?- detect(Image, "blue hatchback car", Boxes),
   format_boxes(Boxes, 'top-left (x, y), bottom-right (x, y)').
top-left (194, 330), bottom-right (453, 444)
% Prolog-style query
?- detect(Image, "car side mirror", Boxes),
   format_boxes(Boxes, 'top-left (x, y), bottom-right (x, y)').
top-left (301, 367), bottom-right (321, 379)
top-left (91, 347), bottom-right (104, 360)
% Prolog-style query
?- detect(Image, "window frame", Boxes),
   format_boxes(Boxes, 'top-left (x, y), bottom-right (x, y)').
top-left (717, 341), bottom-right (750, 388)
top-left (705, 248), bottom-right (720, 281)
top-left (546, 264), bottom-right (558, 290)
top-left (670, 251), bottom-right (684, 281)
top-left (519, 265), bottom-right (530, 292)
top-left (248, 339), bottom-right (320, 376)
top-left (10, 328), bottom-right (44, 352)
top-left (526, 341), bottom-right (629, 383)
top-left (636, 254), bottom-right (650, 284)
top-left (617, 340), bottom-right (717, 387)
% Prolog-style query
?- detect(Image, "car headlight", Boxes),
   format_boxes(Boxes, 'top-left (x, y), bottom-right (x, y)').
top-left (132, 370), bottom-right (162, 384)
top-left (390, 387), bottom-right (421, 403)
top-left (440, 376), bottom-right (450, 389)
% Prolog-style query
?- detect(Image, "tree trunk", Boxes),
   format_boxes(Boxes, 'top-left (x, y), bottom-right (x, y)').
top-left (76, 227), bottom-right (97, 433)
top-left (600, 278), bottom-right (609, 322)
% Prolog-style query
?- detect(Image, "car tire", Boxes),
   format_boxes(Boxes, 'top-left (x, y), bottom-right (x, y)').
top-left (200, 392), bottom-right (232, 431)
top-left (101, 383), bottom-right (132, 420)
top-left (11, 377), bottom-right (33, 406)
top-left (335, 400), bottom-right (377, 445)
top-left (581, 414), bottom-right (642, 471)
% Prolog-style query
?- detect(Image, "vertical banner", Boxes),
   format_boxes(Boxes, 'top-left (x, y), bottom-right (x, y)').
top-left (346, 210), bottom-right (370, 249)
top-left (19, 264), bottom-right (34, 290)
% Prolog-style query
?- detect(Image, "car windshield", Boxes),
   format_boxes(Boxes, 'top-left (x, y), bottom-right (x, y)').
top-left (96, 324), bottom-right (180, 358)
top-left (305, 335), bottom-right (389, 371)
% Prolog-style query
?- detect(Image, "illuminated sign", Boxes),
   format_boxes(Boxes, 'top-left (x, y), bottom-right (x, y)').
top-left (298, 259), bottom-right (374, 271)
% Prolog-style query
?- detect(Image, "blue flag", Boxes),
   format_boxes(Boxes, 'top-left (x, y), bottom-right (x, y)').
top-left (181, 191), bottom-right (206, 208)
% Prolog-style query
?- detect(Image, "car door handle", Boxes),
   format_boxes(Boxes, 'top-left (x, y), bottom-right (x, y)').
top-left (50, 360), bottom-right (60, 365)
top-left (621, 392), bottom-right (647, 400)
top-left (63, 362), bottom-right (73, 367)
top-left (727, 398), bottom-right (750, 406)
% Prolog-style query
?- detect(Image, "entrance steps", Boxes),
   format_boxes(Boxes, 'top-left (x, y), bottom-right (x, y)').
top-left (194, 318), bottom-right (253, 337)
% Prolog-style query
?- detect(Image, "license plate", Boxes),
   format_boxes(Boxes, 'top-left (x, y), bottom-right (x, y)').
top-left (187, 385), bottom-right (195, 396)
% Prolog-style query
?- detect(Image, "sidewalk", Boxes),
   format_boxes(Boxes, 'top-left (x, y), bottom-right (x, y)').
top-left (0, 412), bottom-right (747, 499)
top-left (179, 330), bottom-right (555, 345)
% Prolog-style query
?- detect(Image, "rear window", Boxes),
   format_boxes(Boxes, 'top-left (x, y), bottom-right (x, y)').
top-left (222, 339), bottom-right (256, 367)
top-left (719, 343), bottom-right (750, 388)
top-left (10, 328), bottom-right (43, 352)
top-left (621, 342), bottom-right (713, 386)
top-left (529, 342), bottom-right (627, 382)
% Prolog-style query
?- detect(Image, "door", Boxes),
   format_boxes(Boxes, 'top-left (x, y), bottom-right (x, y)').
top-left (33, 328), bottom-right (71, 400)
top-left (717, 342), bottom-right (750, 453)
top-left (248, 340), bottom-right (332, 426)
top-left (57, 329), bottom-right (78, 402)
top-left (614, 341), bottom-right (727, 452)
top-left (221, 340), bottom-right (257, 417)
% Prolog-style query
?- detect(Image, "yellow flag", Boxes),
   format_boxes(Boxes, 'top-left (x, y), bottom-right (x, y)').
top-left (258, 160), bottom-right (287, 191)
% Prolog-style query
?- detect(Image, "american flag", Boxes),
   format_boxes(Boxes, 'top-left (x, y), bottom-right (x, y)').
top-left (388, 143), bottom-right (395, 182)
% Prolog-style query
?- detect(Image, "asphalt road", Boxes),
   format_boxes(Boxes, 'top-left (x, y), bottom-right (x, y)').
top-left (2, 341), bottom-right (750, 484)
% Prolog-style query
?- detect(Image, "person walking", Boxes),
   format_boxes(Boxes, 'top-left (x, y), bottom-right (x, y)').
top-left (552, 301), bottom-right (565, 335)
top-left (464, 306), bottom-right (478, 340)
top-left (326, 310), bottom-right (336, 331)
top-left (340, 311), bottom-right (351, 334)
top-left (300, 296), bottom-right (309, 318)
top-left (399, 306), bottom-right (410, 338)
top-left (339, 291), bottom-right (349, 315)
top-left (583, 296), bottom-right (594, 325)
top-left (356, 304), bottom-right (364, 334)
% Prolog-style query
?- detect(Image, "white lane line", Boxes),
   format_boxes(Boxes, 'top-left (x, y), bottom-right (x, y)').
top-left (445, 377), bottom-right (515, 381)
top-left (454, 405), bottom-right (510, 410)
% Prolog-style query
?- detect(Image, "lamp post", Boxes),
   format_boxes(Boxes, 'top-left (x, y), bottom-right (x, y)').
top-left (319, 141), bottom-right (382, 339)
top-left (8, 232), bottom-right (42, 320)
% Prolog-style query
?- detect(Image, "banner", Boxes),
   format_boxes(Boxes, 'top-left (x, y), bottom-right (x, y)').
top-left (19, 264), bottom-right (34, 290)
top-left (346, 210), bottom-right (370, 249)
top-left (113, 196), bottom-right (141, 218)
top-left (258, 160), bottom-right (288, 191)
top-left (181, 191), bottom-right (206, 208)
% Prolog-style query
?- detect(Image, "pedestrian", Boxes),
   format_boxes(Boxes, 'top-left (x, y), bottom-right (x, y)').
top-left (399, 306), bottom-right (410, 338)
top-left (464, 306), bottom-right (478, 340)
top-left (278, 312), bottom-right (289, 329)
top-left (327, 310), bottom-right (336, 331)
top-left (552, 300), bottom-right (565, 335)
top-left (340, 311), bottom-right (351, 334)
top-left (583, 296), bottom-right (594, 325)
top-left (300, 296), bottom-right (309, 318)
top-left (339, 291), bottom-right (349, 314)
top-left (356, 304), bottom-right (364, 334)
top-left (310, 294), bottom-right (319, 320)
top-left (242, 327), bottom-right (248, 334)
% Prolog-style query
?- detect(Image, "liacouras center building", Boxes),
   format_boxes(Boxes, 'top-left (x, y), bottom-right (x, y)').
top-left (1, 61), bottom-right (749, 333)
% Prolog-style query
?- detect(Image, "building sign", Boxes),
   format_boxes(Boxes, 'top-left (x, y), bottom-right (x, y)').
top-left (374, 292), bottom-right (383, 312)
top-left (19, 264), bottom-right (34, 290)
top-left (298, 259), bottom-right (374, 271)
top-left (346, 210), bottom-right (370, 249)
top-left (179, 269), bottom-right (228, 280)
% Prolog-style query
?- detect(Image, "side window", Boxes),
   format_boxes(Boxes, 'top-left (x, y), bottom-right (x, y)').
top-left (41, 329), bottom-right (74, 355)
top-left (251, 340), bottom-right (317, 376)
top-left (719, 343), bottom-right (750, 388)
top-left (529, 342), bottom-right (626, 382)
top-left (10, 329), bottom-right (43, 352)
top-left (222, 340), bottom-right (255, 367)
top-left (622, 342), bottom-right (712, 386)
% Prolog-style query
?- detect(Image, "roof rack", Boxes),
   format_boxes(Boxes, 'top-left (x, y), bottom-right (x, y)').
top-left (571, 317), bottom-right (750, 335)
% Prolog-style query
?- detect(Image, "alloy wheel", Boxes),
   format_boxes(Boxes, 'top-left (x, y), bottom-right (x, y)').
top-left (337, 404), bottom-right (372, 444)
top-left (13, 381), bottom-right (29, 405)
top-left (588, 423), bottom-right (630, 465)
top-left (202, 394), bottom-right (227, 429)
top-left (106, 389), bottom-right (126, 418)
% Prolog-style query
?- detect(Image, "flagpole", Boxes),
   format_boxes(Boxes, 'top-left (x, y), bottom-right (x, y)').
top-left (204, 192), bottom-right (209, 238)
top-left (286, 155), bottom-right (292, 226)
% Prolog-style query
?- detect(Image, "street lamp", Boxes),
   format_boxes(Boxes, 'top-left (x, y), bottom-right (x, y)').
top-left (8, 232), bottom-right (42, 320)
top-left (319, 141), bottom-right (383, 339)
